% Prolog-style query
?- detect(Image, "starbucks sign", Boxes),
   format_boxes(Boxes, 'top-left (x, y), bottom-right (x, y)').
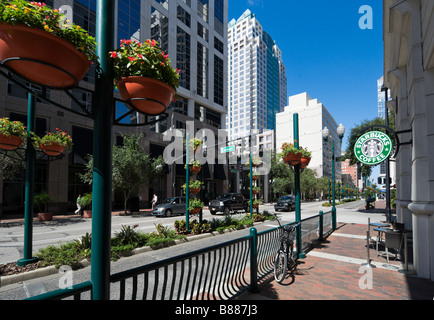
top-left (354, 131), bottom-right (393, 165)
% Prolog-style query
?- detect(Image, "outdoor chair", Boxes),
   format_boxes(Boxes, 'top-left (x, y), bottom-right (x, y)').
top-left (383, 232), bottom-right (403, 264)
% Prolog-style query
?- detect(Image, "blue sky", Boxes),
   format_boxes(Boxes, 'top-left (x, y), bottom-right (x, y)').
top-left (228, 0), bottom-right (384, 149)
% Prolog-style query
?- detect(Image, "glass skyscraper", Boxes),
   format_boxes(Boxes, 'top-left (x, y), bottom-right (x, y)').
top-left (226, 9), bottom-right (287, 141)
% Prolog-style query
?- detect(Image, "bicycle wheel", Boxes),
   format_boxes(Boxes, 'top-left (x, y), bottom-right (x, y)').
top-left (274, 249), bottom-right (288, 283)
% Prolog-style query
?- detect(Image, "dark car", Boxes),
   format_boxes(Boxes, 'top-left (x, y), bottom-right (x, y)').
top-left (274, 195), bottom-right (295, 212)
top-left (209, 193), bottom-right (249, 215)
top-left (151, 197), bottom-right (186, 217)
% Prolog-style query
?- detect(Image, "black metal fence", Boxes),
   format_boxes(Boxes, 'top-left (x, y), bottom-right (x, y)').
top-left (28, 210), bottom-right (333, 300)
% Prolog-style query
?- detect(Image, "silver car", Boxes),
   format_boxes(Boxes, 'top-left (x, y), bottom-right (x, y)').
top-left (151, 197), bottom-right (187, 217)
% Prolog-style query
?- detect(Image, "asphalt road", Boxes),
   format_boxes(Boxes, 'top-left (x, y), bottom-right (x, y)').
top-left (0, 200), bottom-right (388, 300)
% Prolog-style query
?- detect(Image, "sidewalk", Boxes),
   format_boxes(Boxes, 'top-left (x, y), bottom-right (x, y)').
top-left (0, 209), bottom-right (153, 227)
top-left (239, 222), bottom-right (434, 300)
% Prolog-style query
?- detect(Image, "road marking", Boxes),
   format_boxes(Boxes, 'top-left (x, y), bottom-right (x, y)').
top-left (308, 251), bottom-right (401, 270)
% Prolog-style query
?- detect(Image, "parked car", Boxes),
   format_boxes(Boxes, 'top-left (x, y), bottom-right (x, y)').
top-left (151, 197), bottom-right (186, 217)
top-left (209, 193), bottom-right (249, 215)
top-left (274, 195), bottom-right (295, 212)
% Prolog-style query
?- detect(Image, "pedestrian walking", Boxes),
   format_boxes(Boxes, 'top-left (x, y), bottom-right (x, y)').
top-left (152, 194), bottom-right (158, 209)
top-left (75, 194), bottom-right (82, 215)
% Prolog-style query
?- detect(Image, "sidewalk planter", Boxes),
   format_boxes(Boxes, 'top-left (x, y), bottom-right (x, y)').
top-left (0, 133), bottom-right (23, 151)
top-left (83, 210), bottom-right (92, 219)
top-left (116, 77), bottom-right (175, 115)
top-left (37, 212), bottom-right (53, 222)
top-left (0, 24), bottom-right (90, 88)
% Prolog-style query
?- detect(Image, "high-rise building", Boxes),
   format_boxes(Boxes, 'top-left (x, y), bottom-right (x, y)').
top-left (0, 0), bottom-right (228, 215)
top-left (276, 93), bottom-right (342, 181)
top-left (226, 9), bottom-right (287, 141)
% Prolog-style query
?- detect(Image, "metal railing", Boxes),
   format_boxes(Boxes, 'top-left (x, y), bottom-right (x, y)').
top-left (28, 209), bottom-right (334, 300)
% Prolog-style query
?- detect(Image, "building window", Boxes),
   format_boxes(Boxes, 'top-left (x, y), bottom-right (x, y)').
top-left (151, 7), bottom-right (169, 53)
top-left (154, 0), bottom-right (169, 10)
top-left (197, 42), bottom-right (208, 98)
top-left (173, 96), bottom-right (188, 116)
top-left (177, 5), bottom-right (191, 28)
top-left (214, 0), bottom-right (224, 36)
top-left (117, 0), bottom-right (140, 44)
top-left (197, 22), bottom-right (209, 42)
top-left (197, 0), bottom-right (209, 23)
top-left (214, 55), bottom-right (224, 106)
top-left (214, 37), bottom-right (224, 54)
top-left (176, 27), bottom-right (191, 90)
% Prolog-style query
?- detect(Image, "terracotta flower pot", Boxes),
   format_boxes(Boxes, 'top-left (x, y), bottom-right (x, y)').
top-left (0, 133), bottom-right (23, 151)
top-left (83, 210), bottom-right (92, 219)
top-left (0, 24), bottom-right (90, 88)
top-left (252, 176), bottom-right (258, 181)
top-left (116, 76), bottom-right (175, 115)
top-left (37, 212), bottom-right (53, 222)
top-left (190, 187), bottom-right (201, 195)
top-left (252, 190), bottom-right (258, 195)
top-left (283, 152), bottom-right (302, 166)
top-left (189, 208), bottom-right (201, 215)
top-left (39, 143), bottom-right (66, 156)
top-left (190, 166), bottom-right (202, 175)
top-left (252, 204), bottom-right (259, 209)
top-left (300, 156), bottom-right (311, 168)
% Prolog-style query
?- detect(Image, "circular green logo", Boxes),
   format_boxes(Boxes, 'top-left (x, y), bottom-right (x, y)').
top-left (354, 131), bottom-right (393, 165)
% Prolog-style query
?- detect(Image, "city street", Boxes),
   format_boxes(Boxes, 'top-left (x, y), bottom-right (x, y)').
top-left (0, 200), bottom-right (380, 266)
top-left (0, 200), bottom-right (390, 300)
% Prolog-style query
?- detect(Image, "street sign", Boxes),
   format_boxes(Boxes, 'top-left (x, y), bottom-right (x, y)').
top-left (221, 145), bottom-right (235, 153)
top-left (354, 131), bottom-right (393, 165)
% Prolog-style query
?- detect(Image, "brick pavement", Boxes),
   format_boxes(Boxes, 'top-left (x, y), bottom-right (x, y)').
top-left (240, 223), bottom-right (434, 300)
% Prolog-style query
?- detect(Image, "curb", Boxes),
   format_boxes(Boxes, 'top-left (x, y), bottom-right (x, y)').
top-left (0, 222), bottom-right (264, 288)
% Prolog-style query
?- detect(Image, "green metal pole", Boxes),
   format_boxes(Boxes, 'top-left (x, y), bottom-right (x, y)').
top-left (185, 133), bottom-right (190, 232)
top-left (293, 113), bottom-right (305, 259)
top-left (91, 0), bottom-right (114, 300)
top-left (249, 227), bottom-right (259, 293)
top-left (332, 142), bottom-right (336, 231)
top-left (17, 94), bottom-right (38, 267)
top-left (249, 154), bottom-right (253, 219)
top-left (328, 179), bottom-right (331, 204)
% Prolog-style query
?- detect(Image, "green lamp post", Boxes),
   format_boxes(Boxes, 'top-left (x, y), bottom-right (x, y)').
top-left (322, 124), bottom-right (345, 231)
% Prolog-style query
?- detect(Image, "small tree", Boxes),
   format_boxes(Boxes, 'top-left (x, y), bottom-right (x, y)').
top-left (79, 134), bottom-right (165, 213)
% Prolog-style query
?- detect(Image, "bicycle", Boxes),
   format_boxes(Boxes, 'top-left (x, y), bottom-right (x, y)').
top-left (273, 213), bottom-right (299, 283)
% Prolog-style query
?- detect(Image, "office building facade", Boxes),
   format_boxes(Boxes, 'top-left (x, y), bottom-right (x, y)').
top-left (0, 0), bottom-right (228, 215)
top-left (383, 0), bottom-right (434, 280)
top-left (276, 92), bottom-right (342, 181)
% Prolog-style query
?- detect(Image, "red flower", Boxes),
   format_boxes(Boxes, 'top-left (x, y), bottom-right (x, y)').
top-left (110, 52), bottom-right (117, 58)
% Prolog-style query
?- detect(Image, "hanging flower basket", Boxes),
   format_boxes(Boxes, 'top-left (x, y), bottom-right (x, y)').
top-left (0, 1), bottom-right (97, 88)
top-left (300, 156), bottom-right (311, 168)
top-left (190, 166), bottom-right (202, 175)
top-left (189, 208), bottom-right (201, 215)
top-left (110, 39), bottom-right (180, 116)
top-left (283, 152), bottom-right (302, 165)
top-left (116, 76), bottom-right (175, 115)
top-left (32, 128), bottom-right (73, 156)
top-left (39, 143), bottom-right (65, 156)
top-left (281, 143), bottom-right (302, 166)
top-left (0, 133), bottom-right (23, 150)
top-left (0, 24), bottom-right (90, 88)
top-left (190, 187), bottom-right (201, 195)
top-left (0, 118), bottom-right (27, 151)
